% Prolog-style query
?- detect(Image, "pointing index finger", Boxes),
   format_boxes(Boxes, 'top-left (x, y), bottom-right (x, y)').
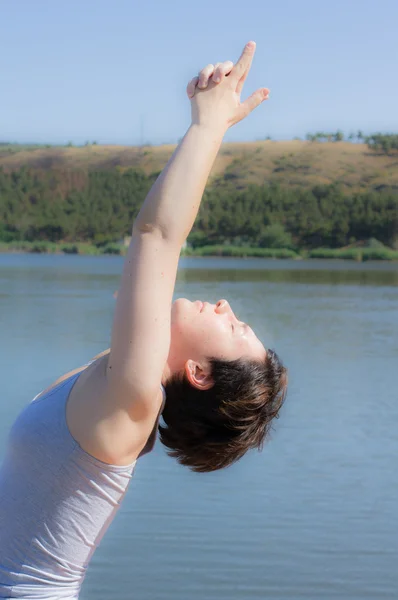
top-left (232, 41), bottom-right (256, 81)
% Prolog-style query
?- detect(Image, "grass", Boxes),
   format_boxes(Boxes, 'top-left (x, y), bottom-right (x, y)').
top-left (182, 245), bottom-right (298, 259)
top-left (1, 241), bottom-right (398, 261)
top-left (1, 141), bottom-right (398, 193)
top-left (0, 241), bottom-right (126, 256)
top-left (307, 248), bottom-right (398, 261)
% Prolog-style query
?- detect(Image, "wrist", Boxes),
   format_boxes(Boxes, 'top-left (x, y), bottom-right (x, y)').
top-left (188, 122), bottom-right (227, 143)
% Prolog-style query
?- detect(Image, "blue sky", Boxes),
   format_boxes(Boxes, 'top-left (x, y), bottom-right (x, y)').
top-left (1, 0), bottom-right (397, 145)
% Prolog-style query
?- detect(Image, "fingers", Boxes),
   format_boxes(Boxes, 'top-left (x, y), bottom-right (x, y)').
top-left (213, 60), bottom-right (234, 83)
top-left (186, 76), bottom-right (199, 99)
top-left (187, 60), bottom-right (234, 98)
top-left (236, 66), bottom-right (249, 95)
top-left (231, 41), bottom-right (256, 88)
top-left (198, 64), bottom-right (215, 89)
top-left (236, 87), bottom-right (269, 122)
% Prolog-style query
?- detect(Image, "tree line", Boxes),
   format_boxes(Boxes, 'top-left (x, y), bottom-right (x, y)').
top-left (365, 133), bottom-right (398, 154)
top-left (0, 166), bottom-right (397, 250)
top-left (305, 131), bottom-right (398, 154)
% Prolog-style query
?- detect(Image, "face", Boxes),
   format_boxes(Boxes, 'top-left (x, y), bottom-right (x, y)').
top-left (168, 298), bottom-right (267, 386)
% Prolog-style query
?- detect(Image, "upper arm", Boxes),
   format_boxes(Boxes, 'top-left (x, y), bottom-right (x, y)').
top-left (106, 229), bottom-right (181, 416)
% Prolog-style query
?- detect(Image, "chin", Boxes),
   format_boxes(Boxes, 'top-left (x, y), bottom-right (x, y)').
top-left (172, 297), bottom-right (189, 310)
top-left (171, 297), bottom-right (203, 326)
top-left (171, 298), bottom-right (190, 322)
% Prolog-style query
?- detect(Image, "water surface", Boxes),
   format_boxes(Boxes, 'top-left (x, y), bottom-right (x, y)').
top-left (1, 254), bottom-right (397, 599)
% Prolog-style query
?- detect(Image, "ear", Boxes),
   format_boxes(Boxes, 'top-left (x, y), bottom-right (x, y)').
top-left (184, 359), bottom-right (214, 391)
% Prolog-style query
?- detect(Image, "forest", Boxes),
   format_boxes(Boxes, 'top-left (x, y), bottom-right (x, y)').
top-left (0, 134), bottom-right (397, 256)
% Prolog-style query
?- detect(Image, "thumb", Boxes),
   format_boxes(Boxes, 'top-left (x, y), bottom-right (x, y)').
top-left (236, 87), bottom-right (269, 123)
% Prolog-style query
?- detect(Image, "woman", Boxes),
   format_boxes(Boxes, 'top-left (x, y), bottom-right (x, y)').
top-left (0, 41), bottom-right (287, 599)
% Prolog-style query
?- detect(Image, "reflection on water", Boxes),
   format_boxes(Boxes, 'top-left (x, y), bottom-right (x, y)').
top-left (0, 254), bottom-right (397, 600)
top-left (177, 257), bottom-right (398, 287)
top-left (1, 254), bottom-right (397, 288)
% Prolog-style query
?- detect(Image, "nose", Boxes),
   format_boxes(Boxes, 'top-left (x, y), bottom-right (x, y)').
top-left (215, 299), bottom-right (230, 314)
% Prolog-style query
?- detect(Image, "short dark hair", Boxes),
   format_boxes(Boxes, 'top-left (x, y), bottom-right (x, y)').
top-left (159, 349), bottom-right (287, 473)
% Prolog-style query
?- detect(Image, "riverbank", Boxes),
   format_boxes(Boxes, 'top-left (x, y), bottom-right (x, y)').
top-left (1, 241), bottom-right (398, 261)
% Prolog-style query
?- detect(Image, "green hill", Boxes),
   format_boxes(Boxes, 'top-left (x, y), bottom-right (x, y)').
top-left (1, 140), bottom-right (397, 193)
top-left (1, 140), bottom-right (397, 253)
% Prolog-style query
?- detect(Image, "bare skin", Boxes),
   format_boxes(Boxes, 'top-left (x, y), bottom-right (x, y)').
top-left (41, 298), bottom-right (265, 398)
top-left (46, 42), bottom-right (269, 467)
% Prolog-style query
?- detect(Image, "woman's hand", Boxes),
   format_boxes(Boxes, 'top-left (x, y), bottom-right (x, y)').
top-left (186, 41), bottom-right (269, 135)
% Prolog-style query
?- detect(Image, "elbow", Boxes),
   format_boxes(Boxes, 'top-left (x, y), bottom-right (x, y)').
top-left (133, 220), bottom-right (167, 239)
top-left (132, 220), bottom-right (182, 246)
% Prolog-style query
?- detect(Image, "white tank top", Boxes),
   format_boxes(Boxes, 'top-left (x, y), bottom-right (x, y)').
top-left (0, 369), bottom-right (166, 599)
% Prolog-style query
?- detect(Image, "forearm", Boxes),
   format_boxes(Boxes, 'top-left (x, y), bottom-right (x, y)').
top-left (133, 124), bottom-right (224, 246)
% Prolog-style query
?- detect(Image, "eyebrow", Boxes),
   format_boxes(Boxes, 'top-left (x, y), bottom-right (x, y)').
top-left (240, 322), bottom-right (250, 335)
top-left (233, 314), bottom-right (250, 335)
top-left (244, 323), bottom-right (252, 334)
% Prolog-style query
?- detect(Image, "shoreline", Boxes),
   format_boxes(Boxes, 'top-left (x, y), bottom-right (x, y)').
top-left (1, 242), bottom-right (398, 262)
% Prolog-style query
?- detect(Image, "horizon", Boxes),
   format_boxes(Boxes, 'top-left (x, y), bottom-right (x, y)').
top-left (0, 134), bottom-right (388, 149)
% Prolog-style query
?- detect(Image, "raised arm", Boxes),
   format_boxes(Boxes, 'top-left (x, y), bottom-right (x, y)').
top-left (107, 42), bottom-right (269, 418)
